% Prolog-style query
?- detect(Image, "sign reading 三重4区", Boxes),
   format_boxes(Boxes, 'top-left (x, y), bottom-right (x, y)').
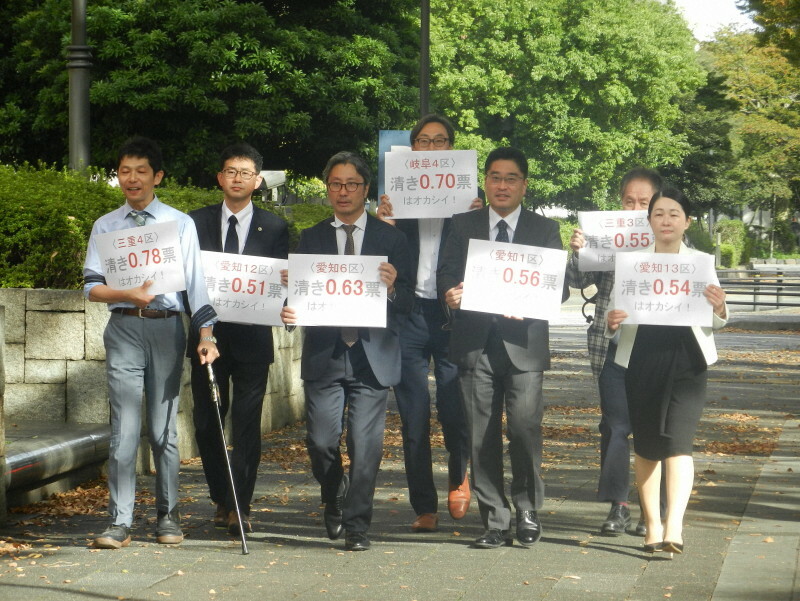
top-left (94, 221), bottom-right (185, 295)
top-left (383, 149), bottom-right (478, 219)
top-left (578, 210), bottom-right (652, 271)
top-left (200, 251), bottom-right (288, 326)
top-left (460, 239), bottom-right (567, 321)
top-left (613, 252), bottom-right (718, 327)
top-left (288, 254), bottom-right (388, 327)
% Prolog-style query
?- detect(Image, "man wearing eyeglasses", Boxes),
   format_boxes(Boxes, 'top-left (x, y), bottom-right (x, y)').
top-left (376, 114), bottom-right (481, 534)
top-left (188, 143), bottom-right (289, 536)
top-left (438, 147), bottom-right (568, 549)
top-left (281, 151), bottom-right (413, 551)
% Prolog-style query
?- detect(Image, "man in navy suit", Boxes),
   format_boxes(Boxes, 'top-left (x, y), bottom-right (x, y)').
top-left (438, 147), bottom-right (568, 549)
top-left (189, 143), bottom-right (289, 535)
top-left (281, 151), bottom-right (413, 551)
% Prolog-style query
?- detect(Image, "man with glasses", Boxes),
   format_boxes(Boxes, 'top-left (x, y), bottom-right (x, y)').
top-left (188, 143), bottom-right (289, 536)
top-left (438, 147), bottom-right (568, 549)
top-left (281, 151), bottom-right (413, 551)
top-left (376, 114), bottom-right (481, 533)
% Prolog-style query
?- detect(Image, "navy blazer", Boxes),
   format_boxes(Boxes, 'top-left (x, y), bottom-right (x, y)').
top-left (296, 213), bottom-right (413, 387)
top-left (437, 206), bottom-right (568, 372)
top-left (188, 202), bottom-right (289, 363)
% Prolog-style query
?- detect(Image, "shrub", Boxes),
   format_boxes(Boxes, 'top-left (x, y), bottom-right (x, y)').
top-left (719, 243), bottom-right (738, 268)
top-left (554, 217), bottom-right (578, 251)
top-left (713, 219), bottom-right (746, 264)
top-left (686, 221), bottom-right (714, 253)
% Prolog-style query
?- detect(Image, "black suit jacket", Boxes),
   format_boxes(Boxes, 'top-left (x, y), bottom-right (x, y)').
top-left (188, 202), bottom-right (289, 364)
top-left (296, 213), bottom-right (413, 386)
top-left (437, 206), bottom-right (568, 372)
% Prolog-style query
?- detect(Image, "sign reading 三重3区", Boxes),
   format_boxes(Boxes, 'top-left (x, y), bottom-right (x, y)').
top-left (613, 252), bottom-right (718, 327)
top-left (200, 251), bottom-right (288, 326)
top-left (94, 221), bottom-right (185, 295)
top-left (578, 210), bottom-right (653, 271)
top-left (288, 254), bottom-right (388, 327)
top-left (460, 239), bottom-right (567, 321)
top-left (383, 149), bottom-right (478, 219)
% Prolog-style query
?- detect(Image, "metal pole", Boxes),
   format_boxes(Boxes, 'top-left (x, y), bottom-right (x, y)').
top-left (68, 0), bottom-right (92, 170)
top-left (420, 0), bottom-right (430, 117)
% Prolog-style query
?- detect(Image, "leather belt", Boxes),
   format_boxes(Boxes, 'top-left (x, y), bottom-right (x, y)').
top-left (112, 308), bottom-right (180, 319)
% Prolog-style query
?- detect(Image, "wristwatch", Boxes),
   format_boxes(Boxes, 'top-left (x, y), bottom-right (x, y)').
top-left (200, 336), bottom-right (217, 344)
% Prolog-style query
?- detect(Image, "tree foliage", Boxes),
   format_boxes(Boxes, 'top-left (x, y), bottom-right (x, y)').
top-left (739, 0), bottom-right (800, 63)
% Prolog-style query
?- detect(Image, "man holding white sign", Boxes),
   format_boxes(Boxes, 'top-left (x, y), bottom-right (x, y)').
top-left (438, 147), bottom-right (569, 549)
top-left (281, 151), bottom-right (412, 551)
top-left (189, 143), bottom-right (289, 536)
top-left (83, 137), bottom-right (218, 549)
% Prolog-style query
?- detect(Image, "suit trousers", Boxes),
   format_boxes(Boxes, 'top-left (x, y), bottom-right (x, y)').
top-left (104, 313), bottom-right (185, 527)
top-left (191, 354), bottom-right (269, 514)
top-left (394, 299), bottom-right (469, 515)
top-left (459, 327), bottom-right (545, 531)
top-left (596, 342), bottom-right (632, 503)
top-left (304, 341), bottom-right (388, 534)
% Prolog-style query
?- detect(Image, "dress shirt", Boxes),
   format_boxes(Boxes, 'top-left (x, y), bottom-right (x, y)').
top-left (332, 210), bottom-right (368, 255)
top-left (488, 205), bottom-right (522, 242)
top-left (83, 196), bottom-right (217, 329)
top-left (221, 201), bottom-right (254, 253)
top-left (415, 218), bottom-right (444, 299)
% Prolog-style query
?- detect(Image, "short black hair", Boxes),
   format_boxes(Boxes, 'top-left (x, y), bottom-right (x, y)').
top-left (620, 167), bottom-right (662, 198)
top-left (117, 136), bottom-right (163, 174)
top-left (410, 114), bottom-right (456, 147)
top-left (219, 142), bottom-right (263, 172)
top-left (322, 151), bottom-right (372, 187)
top-left (484, 147), bottom-right (528, 178)
top-left (648, 186), bottom-right (692, 219)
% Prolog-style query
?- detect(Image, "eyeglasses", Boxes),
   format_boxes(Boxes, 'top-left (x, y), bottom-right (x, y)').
top-left (327, 181), bottom-right (365, 192)
top-left (220, 168), bottom-right (257, 181)
top-left (414, 137), bottom-right (450, 149)
top-left (486, 174), bottom-right (524, 186)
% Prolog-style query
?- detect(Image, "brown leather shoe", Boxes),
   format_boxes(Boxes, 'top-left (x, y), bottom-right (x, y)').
top-left (213, 504), bottom-right (228, 528)
top-left (411, 513), bottom-right (439, 532)
top-left (448, 475), bottom-right (471, 520)
top-left (227, 510), bottom-right (253, 536)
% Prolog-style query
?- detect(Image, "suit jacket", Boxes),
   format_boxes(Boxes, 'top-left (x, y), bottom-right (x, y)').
top-left (437, 206), bottom-right (569, 372)
top-left (297, 213), bottom-right (413, 386)
top-left (188, 202), bottom-right (289, 364)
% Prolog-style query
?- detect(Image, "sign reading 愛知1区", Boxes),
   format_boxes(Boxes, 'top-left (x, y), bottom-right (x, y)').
top-left (577, 210), bottom-right (652, 271)
top-left (383, 149), bottom-right (478, 219)
top-left (200, 251), bottom-right (288, 326)
top-left (613, 252), bottom-right (718, 327)
top-left (94, 221), bottom-right (185, 295)
top-left (288, 254), bottom-right (388, 327)
top-left (460, 239), bottom-right (567, 321)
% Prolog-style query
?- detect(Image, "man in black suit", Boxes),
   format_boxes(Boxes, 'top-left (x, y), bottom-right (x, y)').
top-left (281, 151), bottom-right (413, 551)
top-left (438, 147), bottom-right (568, 549)
top-left (189, 143), bottom-right (289, 535)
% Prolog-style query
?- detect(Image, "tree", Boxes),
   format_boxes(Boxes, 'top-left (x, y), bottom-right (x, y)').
top-left (739, 0), bottom-right (800, 63)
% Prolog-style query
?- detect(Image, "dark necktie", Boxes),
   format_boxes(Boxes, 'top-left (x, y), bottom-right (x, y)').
top-left (224, 215), bottom-right (239, 254)
top-left (341, 224), bottom-right (358, 347)
top-left (129, 210), bottom-right (147, 227)
top-left (496, 219), bottom-right (509, 243)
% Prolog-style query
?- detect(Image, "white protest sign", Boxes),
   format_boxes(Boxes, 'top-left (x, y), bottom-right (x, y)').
top-left (200, 251), bottom-right (288, 326)
top-left (577, 210), bottom-right (653, 271)
top-left (94, 221), bottom-right (185, 295)
top-left (384, 149), bottom-right (478, 218)
top-left (460, 239), bottom-right (567, 321)
top-left (288, 254), bottom-right (387, 327)
top-left (614, 252), bottom-right (718, 327)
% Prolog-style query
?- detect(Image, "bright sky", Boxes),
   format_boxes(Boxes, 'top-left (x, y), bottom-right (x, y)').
top-left (665, 0), bottom-right (756, 40)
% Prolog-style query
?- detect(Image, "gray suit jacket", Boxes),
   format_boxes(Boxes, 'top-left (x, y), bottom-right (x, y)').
top-left (437, 206), bottom-right (568, 372)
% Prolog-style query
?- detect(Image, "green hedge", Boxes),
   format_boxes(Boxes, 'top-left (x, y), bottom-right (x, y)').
top-left (714, 219), bottom-right (746, 266)
top-left (686, 221), bottom-right (714, 253)
top-left (719, 243), bottom-right (738, 268)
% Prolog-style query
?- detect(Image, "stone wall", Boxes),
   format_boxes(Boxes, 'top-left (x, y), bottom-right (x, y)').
top-left (0, 289), bottom-right (305, 472)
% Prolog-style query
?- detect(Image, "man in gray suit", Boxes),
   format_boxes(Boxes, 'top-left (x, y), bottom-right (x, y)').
top-left (281, 151), bottom-right (413, 551)
top-left (438, 147), bottom-right (568, 549)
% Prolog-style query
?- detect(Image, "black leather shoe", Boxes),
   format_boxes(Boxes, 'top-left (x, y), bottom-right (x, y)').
top-left (344, 531), bottom-right (370, 551)
top-left (156, 509), bottom-right (184, 544)
top-left (516, 510), bottom-right (543, 547)
top-left (94, 524), bottom-right (131, 549)
top-left (600, 504), bottom-right (631, 536)
top-left (323, 475), bottom-right (349, 540)
top-left (474, 528), bottom-right (513, 549)
top-left (634, 519), bottom-right (647, 537)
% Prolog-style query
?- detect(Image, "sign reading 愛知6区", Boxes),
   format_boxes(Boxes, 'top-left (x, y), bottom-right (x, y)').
top-left (460, 239), bottom-right (567, 321)
top-left (94, 222), bottom-right (185, 295)
top-left (577, 210), bottom-right (652, 271)
top-left (613, 252), bottom-right (718, 327)
top-left (288, 254), bottom-right (388, 327)
top-left (200, 251), bottom-right (288, 326)
top-left (383, 149), bottom-right (478, 219)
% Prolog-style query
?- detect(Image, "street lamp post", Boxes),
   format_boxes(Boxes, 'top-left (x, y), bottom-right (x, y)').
top-left (67, 0), bottom-right (92, 170)
top-left (420, 0), bottom-right (430, 117)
